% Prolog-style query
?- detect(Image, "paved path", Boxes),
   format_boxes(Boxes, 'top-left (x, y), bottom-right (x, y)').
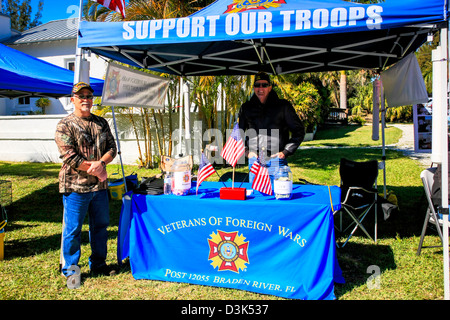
top-left (388, 123), bottom-right (432, 168)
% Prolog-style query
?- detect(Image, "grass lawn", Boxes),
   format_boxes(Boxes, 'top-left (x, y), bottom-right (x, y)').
top-left (0, 124), bottom-right (445, 300)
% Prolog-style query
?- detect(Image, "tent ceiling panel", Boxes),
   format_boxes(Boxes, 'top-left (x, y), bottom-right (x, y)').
top-left (78, 0), bottom-right (448, 76)
top-left (85, 25), bottom-right (438, 76)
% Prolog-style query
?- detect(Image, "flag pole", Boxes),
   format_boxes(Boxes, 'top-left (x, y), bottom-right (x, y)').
top-left (232, 167), bottom-right (235, 189)
top-left (74, 0), bottom-right (83, 84)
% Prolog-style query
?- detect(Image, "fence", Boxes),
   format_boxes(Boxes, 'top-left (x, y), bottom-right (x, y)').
top-left (0, 113), bottom-right (210, 166)
top-left (0, 114), bottom-right (156, 165)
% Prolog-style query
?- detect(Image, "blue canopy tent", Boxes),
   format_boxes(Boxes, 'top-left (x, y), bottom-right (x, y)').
top-left (77, 0), bottom-right (450, 298)
top-left (0, 43), bottom-right (103, 99)
top-left (78, 0), bottom-right (447, 76)
top-left (77, 0), bottom-right (448, 175)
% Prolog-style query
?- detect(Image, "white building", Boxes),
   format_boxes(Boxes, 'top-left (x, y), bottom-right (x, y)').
top-left (0, 15), bottom-right (178, 165)
top-left (0, 15), bottom-right (117, 163)
top-left (0, 15), bottom-right (107, 116)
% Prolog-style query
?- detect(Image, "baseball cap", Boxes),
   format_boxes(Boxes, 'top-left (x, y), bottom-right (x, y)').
top-left (72, 82), bottom-right (94, 94)
top-left (254, 71), bottom-right (271, 85)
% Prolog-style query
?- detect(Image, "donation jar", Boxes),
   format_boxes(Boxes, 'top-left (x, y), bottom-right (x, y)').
top-left (171, 163), bottom-right (191, 196)
top-left (274, 166), bottom-right (293, 200)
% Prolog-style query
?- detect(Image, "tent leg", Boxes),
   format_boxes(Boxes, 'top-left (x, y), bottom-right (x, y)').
top-left (432, 26), bottom-right (450, 300)
top-left (442, 26), bottom-right (450, 301)
top-left (183, 79), bottom-right (191, 156)
top-left (380, 83), bottom-right (387, 198)
top-left (59, 213), bottom-right (65, 273)
top-left (178, 77), bottom-right (184, 157)
top-left (74, 0), bottom-right (83, 84)
top-left (111, 106), bottom-right (127, 193)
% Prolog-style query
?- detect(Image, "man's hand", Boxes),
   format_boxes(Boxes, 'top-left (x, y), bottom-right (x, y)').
top-left (271, 152), bottom-right (286, 159)
top-left (247, 151), bottom-right (258, 159)
top-left (86, 160), bottom-right (108, 182)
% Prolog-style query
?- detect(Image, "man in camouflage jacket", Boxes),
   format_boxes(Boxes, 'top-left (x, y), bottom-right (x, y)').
top-left (55, 82), bottom-right (117, 279)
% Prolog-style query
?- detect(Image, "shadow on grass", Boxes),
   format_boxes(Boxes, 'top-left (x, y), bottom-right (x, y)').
top-left (291, 146), bottom-right (428, 239)
top-left (332, 185), bottom-right (428, 241)
top-left (332, 185), bottom-right (429, 298)
top-left (6, 183), bottom-right (62, 224)
top-left (6, 182), bottom-right (123, 226)
top-left (0, 161), bottom-right (60, 178)
top-left (3, 182), bottom-right (123, 261)
top-left (334, 242), bottom-right (396, 298)
top-left (3, 226), bottom-right (119, 261)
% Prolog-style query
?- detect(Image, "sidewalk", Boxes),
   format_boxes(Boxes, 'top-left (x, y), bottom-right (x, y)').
top-left (388, 123), bottom-right (432, 168)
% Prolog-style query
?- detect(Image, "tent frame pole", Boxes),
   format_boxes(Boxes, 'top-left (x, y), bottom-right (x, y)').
top-left (179, 76), bottom-right (184, 157)
top-left (111, 106), bottom-right (128, 193)
top-left (443, 24), bottom-right (450, 301)
top-left (380, 83), bottom-right (387, 199)
top-left (74, 0), bottom-right (83, 84)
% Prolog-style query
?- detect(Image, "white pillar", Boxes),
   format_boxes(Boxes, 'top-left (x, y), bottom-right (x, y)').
top-left (74, 0), bottom-right (83, 84)
top-left (432, 27), bottom-right (449, 300)
top-left (183, 80), bottom-right (191, 156)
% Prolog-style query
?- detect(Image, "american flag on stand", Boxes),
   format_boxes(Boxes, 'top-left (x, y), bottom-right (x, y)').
top-left (250, 149), bottom-right (273, 195)
top-left (221, 122), bottom-right (245, 167)
top-left (196, 152), bottom-right (216, 194)
top-left (92, 0), bottom-right (126, 18)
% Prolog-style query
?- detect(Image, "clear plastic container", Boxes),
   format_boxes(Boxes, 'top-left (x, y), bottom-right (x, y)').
top-left (274, 165), bottom-right (293, 200)
top-left (171, 163), bottom-right (191, 196)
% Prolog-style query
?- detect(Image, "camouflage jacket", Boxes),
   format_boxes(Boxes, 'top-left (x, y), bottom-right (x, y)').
top-left (55, 113), bottom-right (117, 193)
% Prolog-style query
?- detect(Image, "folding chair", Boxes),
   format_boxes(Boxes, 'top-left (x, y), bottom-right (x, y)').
top-left (416, 167), bottom-right (447, 255)
top-left (336, 158), bottom-right (379, 247)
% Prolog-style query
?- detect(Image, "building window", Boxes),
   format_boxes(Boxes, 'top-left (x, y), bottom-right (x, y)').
top-left (18, 97), bottom-right (30, 105)
top-left (66, 60), bottom-right (75, 71)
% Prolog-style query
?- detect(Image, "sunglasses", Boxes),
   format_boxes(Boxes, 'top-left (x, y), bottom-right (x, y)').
top-left (254, 82), bottom-right (270, 88)
top-left (75, 94), bottom-right (94, 100)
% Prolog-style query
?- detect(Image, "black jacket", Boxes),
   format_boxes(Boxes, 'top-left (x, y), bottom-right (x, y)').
top-left (238, 90), bottom-right (305, 157)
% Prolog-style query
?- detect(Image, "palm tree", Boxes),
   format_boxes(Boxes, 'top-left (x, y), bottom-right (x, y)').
top-left (86, 0), bottom-right (215, 166)
top-left (416, 31), bottom-right (439, 95)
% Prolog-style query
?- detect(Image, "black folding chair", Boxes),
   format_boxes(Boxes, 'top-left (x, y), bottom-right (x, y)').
top-left (336, 158), bottom-right (379, 247)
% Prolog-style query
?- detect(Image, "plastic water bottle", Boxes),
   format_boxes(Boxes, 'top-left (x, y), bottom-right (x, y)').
top-left (164, 172), bottom-right (172, 195)
top-left (274, 166), bottom-right (293, 200)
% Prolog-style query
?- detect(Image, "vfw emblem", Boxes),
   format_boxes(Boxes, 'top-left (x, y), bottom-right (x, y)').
top-left (106, 70), bottom-right (120, 100)
top-left (224, 0), bottom-right (286, 14)
top-left (208, 230), bottom-right (249, 273)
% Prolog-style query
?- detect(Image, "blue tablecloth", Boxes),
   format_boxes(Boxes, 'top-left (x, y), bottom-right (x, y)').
top-left (118, 182), bottom-right (344, 300)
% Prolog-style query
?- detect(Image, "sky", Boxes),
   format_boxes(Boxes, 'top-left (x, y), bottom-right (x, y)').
top-left (31, 0), bottom-right (82, 24)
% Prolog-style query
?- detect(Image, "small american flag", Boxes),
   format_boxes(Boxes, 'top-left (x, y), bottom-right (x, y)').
top-left (92, 0), bottom-right (126, 18)
top-left (221, 122), bottom-right (245, 167)
top-left (196, 152), bottom-right (216, 193)
top-left (250, 149), bottom-right (273, 195)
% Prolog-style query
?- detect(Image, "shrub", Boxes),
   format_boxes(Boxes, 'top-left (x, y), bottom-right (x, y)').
top-left (278, 82), bottom-right (321, 132)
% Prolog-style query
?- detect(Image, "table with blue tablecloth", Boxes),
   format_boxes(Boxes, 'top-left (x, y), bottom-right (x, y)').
top-left (117, 181), bottom-right (344, 300)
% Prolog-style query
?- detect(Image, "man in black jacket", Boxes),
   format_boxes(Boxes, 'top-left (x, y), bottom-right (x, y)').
top-left (238, 72), bottom-right (305, 182)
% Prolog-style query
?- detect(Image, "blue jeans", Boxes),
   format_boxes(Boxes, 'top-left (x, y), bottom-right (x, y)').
top-left (61, 190), bottom-right (110, 276)
top-left (248, 157), bottom-right (288, 186)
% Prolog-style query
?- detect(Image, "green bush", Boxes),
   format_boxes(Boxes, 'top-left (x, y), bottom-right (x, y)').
top-left (278, 81), bottom-right (322, 132)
